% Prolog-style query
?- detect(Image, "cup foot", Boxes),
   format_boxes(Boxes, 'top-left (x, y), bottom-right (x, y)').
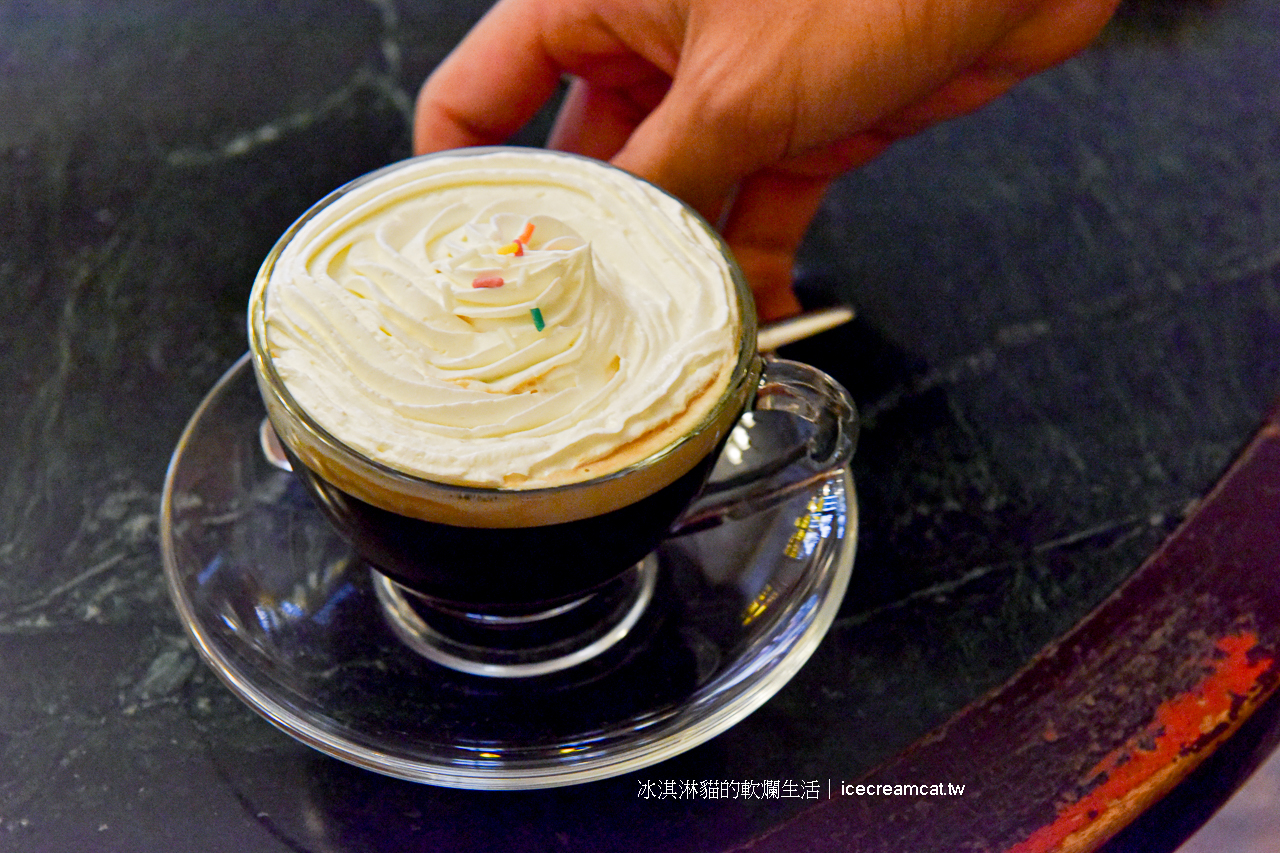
top-left (372, 557), bottom-right (659, 678)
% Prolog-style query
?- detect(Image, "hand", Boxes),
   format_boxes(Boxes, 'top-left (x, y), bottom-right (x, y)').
top-left (414, 0), bottom-right (1118, 320)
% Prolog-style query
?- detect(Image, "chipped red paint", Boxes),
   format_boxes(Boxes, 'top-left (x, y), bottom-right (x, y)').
top-left (1006, 632), bottom-right (1272, 853)
top-left (736, 409), bottom-right (1280, 853)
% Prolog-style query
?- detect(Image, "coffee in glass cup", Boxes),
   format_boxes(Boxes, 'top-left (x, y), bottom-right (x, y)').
top-left (248, 147), bottom-right (851, 676)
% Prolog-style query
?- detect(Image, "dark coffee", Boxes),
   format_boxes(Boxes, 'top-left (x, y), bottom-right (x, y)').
top-left (286, 446), bottom-right (718, 611)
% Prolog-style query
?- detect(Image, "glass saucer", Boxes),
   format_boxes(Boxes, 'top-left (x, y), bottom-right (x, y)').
top-left (161, 353), bottom-right (857, 790)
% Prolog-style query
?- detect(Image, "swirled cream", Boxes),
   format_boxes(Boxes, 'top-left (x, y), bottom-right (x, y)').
top-left (257, 149), bottom-right (743, 491)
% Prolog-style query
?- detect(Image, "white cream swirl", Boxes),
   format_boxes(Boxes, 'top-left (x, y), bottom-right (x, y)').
top-left (261, 149), bottom-right (742, 488)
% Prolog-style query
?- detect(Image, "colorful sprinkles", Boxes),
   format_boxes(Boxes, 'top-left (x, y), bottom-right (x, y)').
top-left (471, 224), bottom-right (546, 329)
top-left (497, 223), bottom-right (536, 257)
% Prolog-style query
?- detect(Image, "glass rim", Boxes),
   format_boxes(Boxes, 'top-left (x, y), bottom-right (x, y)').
top-left (248, 146), bottom-right (760, 498)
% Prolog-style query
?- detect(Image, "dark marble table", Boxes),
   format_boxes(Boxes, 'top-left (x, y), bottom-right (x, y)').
top-left (2, 1), bottom-right (1278, 850)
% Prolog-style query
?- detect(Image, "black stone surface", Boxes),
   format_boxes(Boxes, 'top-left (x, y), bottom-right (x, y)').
top-left (1, 0), bottom-right (1277, 850)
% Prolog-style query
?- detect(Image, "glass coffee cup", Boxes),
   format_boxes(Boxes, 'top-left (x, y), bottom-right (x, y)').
top-left (248, 148), bottom-right (856, 677)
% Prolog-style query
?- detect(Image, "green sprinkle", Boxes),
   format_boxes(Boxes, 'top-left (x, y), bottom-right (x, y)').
top-left (530, 307), bottom-right (545, 331)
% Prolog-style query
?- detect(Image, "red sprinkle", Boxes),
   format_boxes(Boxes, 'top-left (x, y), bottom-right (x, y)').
top-left (472, 276), bottom-right (505, 288)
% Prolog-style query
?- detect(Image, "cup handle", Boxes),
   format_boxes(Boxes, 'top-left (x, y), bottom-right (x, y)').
top-left (671, 357), bottom-right (858, 536)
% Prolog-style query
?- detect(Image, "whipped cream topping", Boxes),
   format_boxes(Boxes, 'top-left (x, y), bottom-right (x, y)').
top-left (260, 150), bottom-right (741, 488)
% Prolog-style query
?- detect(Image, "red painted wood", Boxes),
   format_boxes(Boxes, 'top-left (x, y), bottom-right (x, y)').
top-left (737, 409), bottom-right (1280, 852)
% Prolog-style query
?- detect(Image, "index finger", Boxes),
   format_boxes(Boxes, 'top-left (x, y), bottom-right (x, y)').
top-left (413, 0), bottom-right (565, 154)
